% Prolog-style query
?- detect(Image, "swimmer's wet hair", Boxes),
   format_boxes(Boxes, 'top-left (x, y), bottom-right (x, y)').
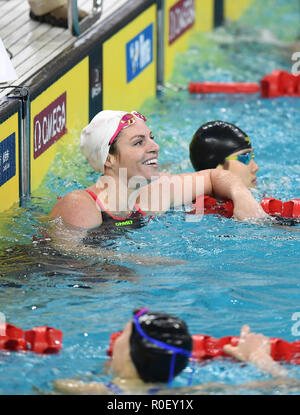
top-left (129, 309), bottom-right (192, 383)
top-left (190, 120), bottom-right (251, 171)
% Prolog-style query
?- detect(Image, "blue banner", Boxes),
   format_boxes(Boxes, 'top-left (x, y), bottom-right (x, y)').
top-left (0, 133), bottom-right (16, 187)
top-left (126, 23), bottom-right (153, 83)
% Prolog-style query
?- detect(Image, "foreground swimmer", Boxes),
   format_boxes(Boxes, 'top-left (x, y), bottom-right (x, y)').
top-left (53, 308), bottom-right (286, 395)
top-left (50, 111), bottom-right (266, 233)
top-left (190, 120), bottom-right (259, 188)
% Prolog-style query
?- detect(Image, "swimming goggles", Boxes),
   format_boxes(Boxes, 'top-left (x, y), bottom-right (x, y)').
top-left (109, 111), bottom-right (147, 145)
top-left (133, 308), bottom-right (195, 388)
top-left (225, 151), bottom-right (254, 165)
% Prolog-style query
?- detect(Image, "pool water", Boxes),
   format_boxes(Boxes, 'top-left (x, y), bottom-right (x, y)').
top-left (0, 0), bottom-right (300, 395)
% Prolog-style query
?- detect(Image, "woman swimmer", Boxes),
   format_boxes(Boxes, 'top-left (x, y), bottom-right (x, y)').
top-left (50, 111), bottom-right (266, 231)
top-left (190, 120), bottom-right (259, 188)
top-left (53, 308), bottom-right (287, 395)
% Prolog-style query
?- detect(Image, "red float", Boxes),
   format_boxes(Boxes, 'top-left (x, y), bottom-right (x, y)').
top-left (189, 70), bottom-right (300, 98)
top-left (189, 81), bottom-right (260, 94)
top-left (261, 70), bottom-right (300, 98)
top-left (0, 324), bottom-right (62, 354)
top-left (192, 334), bottom-right (300, 364)
top-left (107, 331), bottom-right (300, 364)
top-left (0, 324), bottom-right (27, 351)
top-left (187, 196), bottom-right (300, 219)
top-left (25, 326), bottom-right (63, 354)
top-left (282, 199), bottom-right (300, 218)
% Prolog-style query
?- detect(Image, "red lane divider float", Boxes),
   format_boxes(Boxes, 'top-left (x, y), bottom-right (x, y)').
top-left (261, 70), bottom-right (300, 98)
top-left (0, 325), bottom-right (27, 352)
top-left (189, 70), bottom-right (300, 98)
top-left (0, 324), bottom-right (62, 354)
top-left (186, 196), bottom-right (300, 219)
top-left (192, 334), bottom-right (300, 364)
top-left (189, 81), bottom-right (260, 94)
top-left (107, 331), bottom-right (300, 364)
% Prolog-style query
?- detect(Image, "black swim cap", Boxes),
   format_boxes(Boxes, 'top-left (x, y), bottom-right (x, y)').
top-left (189, 120), bottom-right (252, 171)
top-left (129, 309), bottom-right (192, 383)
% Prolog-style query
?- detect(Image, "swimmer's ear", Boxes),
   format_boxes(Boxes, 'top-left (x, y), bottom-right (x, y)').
top-left (105, 154), bottom-right (118, 169)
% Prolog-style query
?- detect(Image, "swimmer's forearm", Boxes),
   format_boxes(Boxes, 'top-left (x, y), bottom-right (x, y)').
top-left (138, 170), bottom-right (265, 219)
top-left (140, 171), bottom-right (212, 211)
top-left (249, 350), bottom-right (287, 378)
top-left (168, 169), bottom-right (249, 202)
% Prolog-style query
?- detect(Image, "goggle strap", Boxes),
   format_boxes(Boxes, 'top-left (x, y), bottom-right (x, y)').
top-left (168, 353), bottom-right (176, 388)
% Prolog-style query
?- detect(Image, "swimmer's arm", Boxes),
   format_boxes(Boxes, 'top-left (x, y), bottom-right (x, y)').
top-left (223, 325), bottom-right (287, 378)
top-left (137, 169), bottom-right (266, 220)
top-left (247, 348), bottom-right (288, 378)
top-left (50, 190), bottom-right (102, 229)
top-left (53, 379), bottom-right (110, 395)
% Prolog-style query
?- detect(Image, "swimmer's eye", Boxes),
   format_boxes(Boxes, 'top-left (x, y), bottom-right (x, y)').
top-left (150, 134), bottom-right (155, 140)
top-left (134, 139), bottom-right (143, 146)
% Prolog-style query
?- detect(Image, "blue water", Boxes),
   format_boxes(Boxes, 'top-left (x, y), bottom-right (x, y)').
top-left (0, 0), bottom-right (300, 394)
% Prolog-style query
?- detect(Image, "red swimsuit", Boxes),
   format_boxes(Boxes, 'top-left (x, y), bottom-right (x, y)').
top-left (85, 189), bottom-right (149, 228)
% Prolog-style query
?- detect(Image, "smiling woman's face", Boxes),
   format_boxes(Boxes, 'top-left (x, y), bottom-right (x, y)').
top-left (221, 148), bottom-right (259, 188)
top-left (108, 118), bottom-right (160, 182)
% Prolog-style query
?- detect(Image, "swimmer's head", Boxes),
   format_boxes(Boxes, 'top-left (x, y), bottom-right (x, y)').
top-left (80, 110), bottom-right (147, 173)
top-left (129, 308), bottom-right (193, 384)
top-left (189, 120), bottom-right (252, 171)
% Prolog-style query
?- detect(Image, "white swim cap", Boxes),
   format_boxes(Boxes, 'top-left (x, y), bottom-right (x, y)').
top-left (80, 110), bottom-right (128, 173)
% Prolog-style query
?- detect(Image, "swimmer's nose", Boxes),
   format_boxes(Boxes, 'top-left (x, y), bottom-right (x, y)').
top-left (148, 138), bottom-right (160, 153)
top-left (251, 159), bottom-right (259, 172)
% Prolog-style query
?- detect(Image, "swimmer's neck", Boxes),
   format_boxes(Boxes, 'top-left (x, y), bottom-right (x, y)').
top-left (94, 174), bottom-right (147, 212)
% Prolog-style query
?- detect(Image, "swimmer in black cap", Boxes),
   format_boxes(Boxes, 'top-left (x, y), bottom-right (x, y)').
top-left (53, 308), bottom-right (286, 394)
top-left (128, 308), bottom-right (192, 386)
top-left (54, 308), bottom-right (193, 394)
top-left (190, 121), bottom-right (259, 188)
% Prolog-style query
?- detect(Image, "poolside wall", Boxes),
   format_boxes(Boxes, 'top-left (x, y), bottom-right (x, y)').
top-left (0, 0), bottom-right (253, 213)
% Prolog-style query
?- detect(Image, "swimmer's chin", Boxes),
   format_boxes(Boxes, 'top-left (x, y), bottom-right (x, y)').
top-left (249, 179), bottom-right (257, 188)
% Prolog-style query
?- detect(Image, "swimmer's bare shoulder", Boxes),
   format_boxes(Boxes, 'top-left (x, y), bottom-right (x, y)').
top-left (50, 190), bottom-right (102, 229)
top-left (53, 379), bottom-right (110, 395)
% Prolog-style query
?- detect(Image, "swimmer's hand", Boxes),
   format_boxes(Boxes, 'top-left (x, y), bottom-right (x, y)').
top-left (223, 325), bottom-right (287, 378)
top-left (231, 189), bottom-right (267, 221)
top-left (207, 170), bottom-right (267, 221)
top-left (223, 325), bottom-right (270, 361)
